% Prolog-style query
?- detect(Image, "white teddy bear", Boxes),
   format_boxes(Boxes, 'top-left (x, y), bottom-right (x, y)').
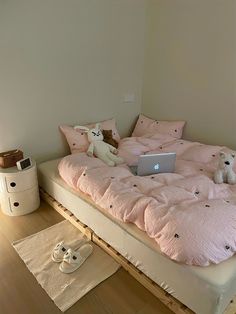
top-left (74, 123), bottom-right (124, 167)
top-left (214, 152), bottom-right (236, 184)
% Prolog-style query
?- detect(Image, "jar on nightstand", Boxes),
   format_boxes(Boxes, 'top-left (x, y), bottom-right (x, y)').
top-left (0, 160), bottom-right (40, 216)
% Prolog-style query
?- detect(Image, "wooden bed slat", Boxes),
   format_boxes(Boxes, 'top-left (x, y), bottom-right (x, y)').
top-left (39, 188), bottom-right (236, 314)
top-left (92, 233), bottom-right (192, 314)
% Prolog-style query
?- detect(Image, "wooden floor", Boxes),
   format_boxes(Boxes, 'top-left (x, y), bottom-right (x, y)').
top-left (0, 201), bottom-right (173, 314)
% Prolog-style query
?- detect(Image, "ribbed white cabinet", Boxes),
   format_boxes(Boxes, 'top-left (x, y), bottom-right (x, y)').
top-left (0, 161), bottom-right (40, 216)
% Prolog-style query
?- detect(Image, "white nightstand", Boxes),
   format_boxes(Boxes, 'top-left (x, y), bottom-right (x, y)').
top-left (0, 161), bottom-right (40, 216)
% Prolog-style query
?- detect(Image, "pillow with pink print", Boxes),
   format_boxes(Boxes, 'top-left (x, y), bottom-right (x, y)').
top-left (132, 114), bottom-right (185, 139)
top-left (60, 118), bottom-right (120, 154)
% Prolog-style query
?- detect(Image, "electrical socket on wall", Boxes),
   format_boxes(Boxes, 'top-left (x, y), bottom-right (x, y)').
top-left (123, 93), bottom-right (135, 103)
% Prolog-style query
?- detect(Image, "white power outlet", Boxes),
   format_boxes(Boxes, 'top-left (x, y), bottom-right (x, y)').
top-left (123, 93), bottom-right (135, 103)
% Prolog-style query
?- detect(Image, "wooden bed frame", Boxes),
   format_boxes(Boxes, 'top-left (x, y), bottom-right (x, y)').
top-left (40, 188), bottom-right (236, 314)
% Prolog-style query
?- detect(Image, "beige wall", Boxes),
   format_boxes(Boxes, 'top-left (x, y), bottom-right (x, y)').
top-left (143, 0), bottom-right (236, 149)
top-left (1, 0), bottom-right (235, 162)
top-left (0, 0), bottom-right (147, 162)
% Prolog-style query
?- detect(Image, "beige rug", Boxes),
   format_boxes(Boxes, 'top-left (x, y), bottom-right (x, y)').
top-left (13, 220), bottom-right (120, 312)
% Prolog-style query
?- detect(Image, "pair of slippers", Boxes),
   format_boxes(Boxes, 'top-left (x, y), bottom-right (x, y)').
top-left (51, 240), bottom-right (93, 274)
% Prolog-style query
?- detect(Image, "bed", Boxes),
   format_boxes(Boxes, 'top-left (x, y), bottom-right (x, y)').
top-left (39, 114), bottom-right (236, 313)
top-left (38, 158), bottom-right (236, 314)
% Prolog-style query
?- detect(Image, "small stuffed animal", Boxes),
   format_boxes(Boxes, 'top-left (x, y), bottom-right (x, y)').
top-left (102, 129), bottom-right (118, 149)
top-left (74, 123), bottom-right (124, 167)
top-left (214, 152), bottom-right (236, 184)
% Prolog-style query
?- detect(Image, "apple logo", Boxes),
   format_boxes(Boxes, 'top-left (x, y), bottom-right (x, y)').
top-left (154, 163), bottom-right (160, 171)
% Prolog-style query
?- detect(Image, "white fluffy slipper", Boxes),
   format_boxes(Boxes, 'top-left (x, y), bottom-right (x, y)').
top-left (51, 241), bottom-right (70, 262)
top-left (59, 244), bottom-right (93, 274)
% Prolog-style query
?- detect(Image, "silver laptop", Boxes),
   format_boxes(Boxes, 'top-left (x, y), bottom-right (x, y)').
top-left (129, 152), bottom-right (176, 176)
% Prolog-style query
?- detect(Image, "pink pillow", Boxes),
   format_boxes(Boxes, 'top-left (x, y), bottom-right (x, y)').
top-left (132, 114), bottom-right (185, 139)
top-left (60, 118), bottom-right (120, 154)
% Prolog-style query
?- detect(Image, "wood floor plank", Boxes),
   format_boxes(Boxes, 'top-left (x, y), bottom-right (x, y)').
top-left (0, 201), bottom-right (173, 314)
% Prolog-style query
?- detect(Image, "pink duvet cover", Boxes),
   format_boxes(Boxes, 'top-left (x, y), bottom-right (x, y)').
top-left (58, 133), bottom-right (236, 266)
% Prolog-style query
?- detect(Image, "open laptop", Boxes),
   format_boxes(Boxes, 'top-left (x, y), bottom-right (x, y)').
top-left (129, 152), bottom-right (176, 176)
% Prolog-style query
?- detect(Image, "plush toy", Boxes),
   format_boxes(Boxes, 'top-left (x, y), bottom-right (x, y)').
top-left (74, 123), bottom-right (124, 167)
top-left (102, 129), bottom-right (119, 149)
top-left (214, 152), bottom-right (236, 184)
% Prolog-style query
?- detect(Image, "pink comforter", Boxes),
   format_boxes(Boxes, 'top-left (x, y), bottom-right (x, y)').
top-left (58, 133), bottom-right (236, 266)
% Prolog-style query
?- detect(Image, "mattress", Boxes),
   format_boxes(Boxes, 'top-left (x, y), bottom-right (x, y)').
top-left (38, 159), bottom-right (236, 314)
